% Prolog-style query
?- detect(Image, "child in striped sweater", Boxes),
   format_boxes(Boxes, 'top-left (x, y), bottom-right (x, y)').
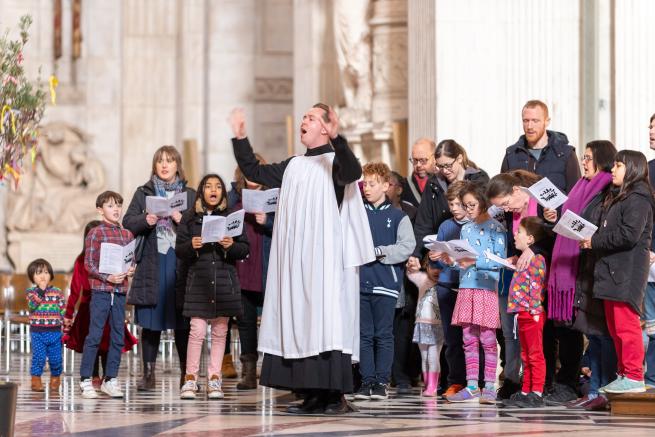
top-left (26, 258), bottom-right (65, 392)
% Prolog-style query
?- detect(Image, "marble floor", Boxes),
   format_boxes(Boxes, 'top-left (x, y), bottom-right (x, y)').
top-left (4, 353), bottom-right (655, 437)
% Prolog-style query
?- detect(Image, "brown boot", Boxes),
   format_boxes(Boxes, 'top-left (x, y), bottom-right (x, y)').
top-left (137, 362), bottom-right (156, 391)
top-left (222, 354), bottom-right (237, 379)
top-left (31, 376), bottom-right (44, 392)
top-left (49, 376), bottom-right (61, 391)
top-left (236, 354), bottom-right (258, 390)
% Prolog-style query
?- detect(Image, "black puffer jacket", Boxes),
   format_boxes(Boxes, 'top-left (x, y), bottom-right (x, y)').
top-left (412, 168), bottom-right (490, 257)
top-left (573, 189), bottom-right (609, 336)
top-left (123, 181), bottom-right (196, 306)
top-left (175, 203), bottom-right (249, 319)
top-left (590, 181), bottom-right (655, 315)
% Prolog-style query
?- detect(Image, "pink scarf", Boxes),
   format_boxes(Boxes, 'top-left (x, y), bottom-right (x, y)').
top-left (547, 172), bottom-right (612, 322)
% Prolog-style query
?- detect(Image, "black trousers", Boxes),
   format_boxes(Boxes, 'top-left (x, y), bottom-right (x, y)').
top-left (140, 327), bottom-right (190, 368)
top-left (392, 308), bottom-right (420, 386)
top-left (543, 320), bottom-right (584, 390)
top-left (237, 290), bottom-right (265, 356)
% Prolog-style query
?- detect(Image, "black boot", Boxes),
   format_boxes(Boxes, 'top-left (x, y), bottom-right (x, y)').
top-left (236, 354), bottom-right (258, 390)
top-left (179, 361), bottom-right (187, 390)
top-left (137, 362), bottom-right (156, 391)
top-left (286, 390), bottom-right (326, 414)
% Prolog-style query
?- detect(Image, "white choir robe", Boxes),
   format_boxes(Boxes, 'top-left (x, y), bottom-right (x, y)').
top-left (257, 152), bottom-right (375, 362)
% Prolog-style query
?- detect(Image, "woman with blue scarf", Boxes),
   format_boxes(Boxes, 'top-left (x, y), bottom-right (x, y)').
top-left (124, 146), bottom-right (196, 391)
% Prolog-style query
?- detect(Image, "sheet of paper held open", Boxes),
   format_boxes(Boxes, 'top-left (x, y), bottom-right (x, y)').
top-left (553, 209), bottom-right (598, 241)
top-left (145, 192), bottom-right (188, 216)
top-left (201, 209), bottom-right (246, 243)
top-left (524, 177), bottom-right (568, 209)
top-left (99, 240), bottom-right (136, 274)
top-left (242, 188), bottom-right (279, 213)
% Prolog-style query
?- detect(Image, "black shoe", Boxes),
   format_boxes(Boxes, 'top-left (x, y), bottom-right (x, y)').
top-left (497, 380), bottom-right (521, 400)
top-left (370, 383), bottom-right (389, 400)
top-left (501, 391), bottom-right (528, 407)
top-left (286, 393), bottom-right (325, 414)
top-left (354, 383), bottom-right (372, 400)
top-left (544, 383), bottom-right (577, 406)
top-left (516, 392), bottom-right (545, 408)
top-left (324, 394), bottom-right (357, 415)
top-left (396, 383), bottom-right (412, 396)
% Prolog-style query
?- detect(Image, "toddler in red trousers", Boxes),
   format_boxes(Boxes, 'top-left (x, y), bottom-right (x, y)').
top-left (502, 217), bottom-right (549, 408)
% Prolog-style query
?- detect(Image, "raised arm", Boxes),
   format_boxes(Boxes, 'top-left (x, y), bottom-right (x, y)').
top-left (232, 137), bottom-right (291, 189)
top-left (230, 108), bottom-right (291, 188)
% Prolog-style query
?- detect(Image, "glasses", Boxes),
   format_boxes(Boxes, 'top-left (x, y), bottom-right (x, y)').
top-left (497, 198), bottom-right (512, 209)
top-left (581, 155), bottom-right (593, 162)
top-left (409, 157), bottom-right (429, 166)
top-left (463, 202), bottom-right (479, 211)
top-left (436, 158), bottom-right (457, 171)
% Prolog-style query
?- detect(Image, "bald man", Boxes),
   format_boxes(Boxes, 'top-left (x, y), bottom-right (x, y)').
top-left (401, 138), bottom-right (436, 208)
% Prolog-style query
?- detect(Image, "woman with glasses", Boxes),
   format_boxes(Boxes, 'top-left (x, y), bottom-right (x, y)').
top-left (546, 141), bottom-right (617, 411)
top-left (486, 169), bottom-right (550, 401)
top-left (409, 139), bottom-right (489, 396)
top-left (411, 140), bottom-right (489, 263)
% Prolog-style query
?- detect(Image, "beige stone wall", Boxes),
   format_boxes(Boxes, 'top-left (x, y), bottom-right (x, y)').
top-left (0, 0), bottom-right (294, 271)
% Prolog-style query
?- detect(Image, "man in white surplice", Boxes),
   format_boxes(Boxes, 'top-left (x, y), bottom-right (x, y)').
top-left (230, 104), bottom-right (374, 414)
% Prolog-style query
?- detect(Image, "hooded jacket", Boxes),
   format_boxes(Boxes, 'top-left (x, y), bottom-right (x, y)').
top-left (590, 181), bottom-right (655, 314)
top-left (175, 199), bottom-right (250, 319)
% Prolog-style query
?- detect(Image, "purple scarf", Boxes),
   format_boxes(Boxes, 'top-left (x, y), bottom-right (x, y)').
top-left (547, 171), bottom-right (612, 322)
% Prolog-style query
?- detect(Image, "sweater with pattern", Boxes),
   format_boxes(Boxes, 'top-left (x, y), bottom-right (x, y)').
top-left (507, 254), bottom-right (547, 314)
top-left (26, 286), bottom-right (65, 332)
top-left (457, 218), bottom-right (507, 291)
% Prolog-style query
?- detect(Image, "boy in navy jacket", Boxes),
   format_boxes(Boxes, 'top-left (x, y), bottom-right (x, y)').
top-left (356, 163), bottom-right (416, 400)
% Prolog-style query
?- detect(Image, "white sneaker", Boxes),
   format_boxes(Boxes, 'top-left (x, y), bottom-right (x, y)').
top-left (207, 375), bottom-right (224, 399)
top-left (100, 378), bottom-right (124, 398)
top-left (180, 375), bottom-right (198, 400)
top-left (80, 378), bottom-right (98, 399)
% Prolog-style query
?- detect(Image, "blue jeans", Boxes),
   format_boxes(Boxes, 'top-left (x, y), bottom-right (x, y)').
top-left (586, 335), bottom-right (617, 395)
top-left (437, 284), bottom-right (466, 386)
top-left (30, 331), bottom-right (63, 377)
top-left (644, 283), bottom-right (655, 386)
top-left (80, 291), bottom-right (126, 379)
top-left (499, 276), bottom-right (521, 384)
top-left (360, 293), bottom-right (396, 385)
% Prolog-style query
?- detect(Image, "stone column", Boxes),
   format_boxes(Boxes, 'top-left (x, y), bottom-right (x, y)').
top-left (613, 0), bottom-right (655, 153)
top-left (121, 0), bottom-right (179, 192)
top-left (205, 0), bottom-right (257, 178)
top-left (580, 0), bottom-right (612, 146)
top-left (292, 0), bottom-right (341, 153)
top-left (370, 0), bottom-right (408, 124)
top-left (407, 0), bottom-right (437, 174)
top-left (431, 0), bottom-right (581, 174)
